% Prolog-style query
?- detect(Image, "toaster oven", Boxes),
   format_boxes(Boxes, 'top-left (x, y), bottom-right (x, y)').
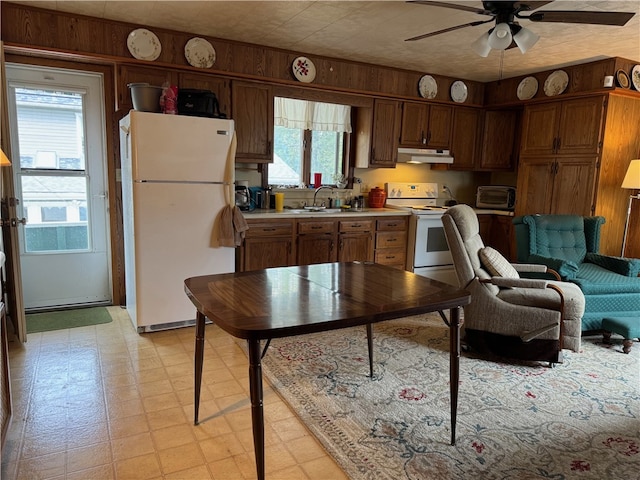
top-left (476, 186), bottom-right (516, 210)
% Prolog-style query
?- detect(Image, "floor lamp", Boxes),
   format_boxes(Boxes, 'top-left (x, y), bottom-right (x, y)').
top-left (621, 159), bottom-right (640, 257)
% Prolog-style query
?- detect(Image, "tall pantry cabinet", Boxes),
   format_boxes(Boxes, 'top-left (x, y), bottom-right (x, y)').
top-left (515, 93), bottom-right (640, 256)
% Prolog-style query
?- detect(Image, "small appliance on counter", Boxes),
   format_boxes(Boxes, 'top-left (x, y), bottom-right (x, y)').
top-left (476, 186), bottom-right (516, 210)
top-left (235, 184), bottom-right (253, 211)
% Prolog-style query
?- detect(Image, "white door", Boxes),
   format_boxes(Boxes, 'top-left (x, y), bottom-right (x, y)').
top-left (5, 64), bottom-right (111, 310)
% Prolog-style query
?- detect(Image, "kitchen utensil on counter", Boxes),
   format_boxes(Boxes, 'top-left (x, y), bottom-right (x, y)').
top-left (235, 185), bottom-right (253, 211)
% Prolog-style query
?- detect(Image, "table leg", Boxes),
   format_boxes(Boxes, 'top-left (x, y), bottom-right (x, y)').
top-left (248, 339), bottom-right (265, 480)
top-left (194, 310), bottom-right (205, 425)
top-left (366, 324), bottom-right (374, 378)
top-left (449, 306), bottom-right (462, 446)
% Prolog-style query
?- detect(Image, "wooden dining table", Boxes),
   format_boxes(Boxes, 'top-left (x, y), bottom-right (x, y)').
top-left (184, 262), bottom-right (470, 480)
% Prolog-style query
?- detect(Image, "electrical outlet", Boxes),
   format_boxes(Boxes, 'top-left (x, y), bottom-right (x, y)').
top-left (441, 185), bottom-right (448, 192)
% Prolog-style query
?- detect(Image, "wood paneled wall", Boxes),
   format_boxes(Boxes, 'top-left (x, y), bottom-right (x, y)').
top-left (0, 2), bottom-right (487, 105)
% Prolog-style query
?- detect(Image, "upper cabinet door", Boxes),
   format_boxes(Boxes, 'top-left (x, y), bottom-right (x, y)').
top-left (232, 81), bottom-right (274, 163)
top-left (479, 109), bottom-right (518, 170)
top-left (370, 99), bottom-right (401, 167)
top-left (426, 105), bottom-right (453, 149)
top-left (520, 102), bottom-right (561, 156)
top-left (449, 107), bottom-right (480, 171)
top-left (179, 72), bottom-right (231, 120)
top-left (399, 102), bottom-right (428, 147)
top-left (557, 97), bottom-right (605, 156)
top-left (399, 103), bottom-right (452, 149)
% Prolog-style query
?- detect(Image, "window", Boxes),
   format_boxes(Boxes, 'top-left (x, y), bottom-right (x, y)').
top-left (269, 98), bottom-right (351, 187)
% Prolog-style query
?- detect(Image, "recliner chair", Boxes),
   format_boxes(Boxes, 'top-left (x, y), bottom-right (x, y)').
top-left (442, 205), bottom-right (585, 364)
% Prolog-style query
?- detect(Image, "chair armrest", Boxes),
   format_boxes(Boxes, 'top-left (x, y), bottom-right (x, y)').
top-left (527, 254), bottom-right (579, 280)
top-left (585, 252), bottom-right (640, 277)
top-left (512, 263), bottom-right (561, 280)
top-left (482, 277), bottom-right (550, 289)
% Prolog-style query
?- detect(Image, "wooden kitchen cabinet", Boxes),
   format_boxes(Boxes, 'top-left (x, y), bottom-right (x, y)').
top-left (338, 219), bottom-right (374, 263)
top-left (232, 80), bottom-right (274, 162)
top-left (399, 102), bottom-right (453, 149)
top-left (297, 220), bottom-right (337, 265)
top-left (374, 217), bottom-right (408, 269)
top-left (117, 65), bottom-right (177, 111)
top-left (520, 96), bottom-right (605, 157)
top-left (449, 107), bottom-right (481, 171)
top-left (478, 109), bottom-right (519, 170)
top-left (240, 220), bottom-right (294, 271)
top-left (516, 156), bottom-right (598, 216)
top-left (178, 72), bottom-right (231, 119)
top-left (369, 99), bottom-right (402, 167)
top-left (477, 214), bottom-right (514, 261)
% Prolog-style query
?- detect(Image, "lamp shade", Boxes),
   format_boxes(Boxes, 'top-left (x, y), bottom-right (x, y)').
top-left (513, 26), bottom-right (539, 54)
top-left (488, 23), bottom-right (513, 50)
top-left (622, 159), bottom-right (640, 189)
top-left (471, 32), bottom-right (492, 57)
top-left (0, 149), bottom-right (11, 167)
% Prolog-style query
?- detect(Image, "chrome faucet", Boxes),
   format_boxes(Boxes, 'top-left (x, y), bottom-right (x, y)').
top-left (313, 186), bottom-right (333, 207)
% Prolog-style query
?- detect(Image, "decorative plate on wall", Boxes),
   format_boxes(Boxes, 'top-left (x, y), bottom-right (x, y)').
top-left (450, 80), bottom-right (468, 103)
top-left (418, 75), bottom-right (438, 99)
top-left (616, 69), bottom-right (630, 89)
top-left (632, 65), bottom-right (640, 91)
top-left (517, 76), bottom-right (538, 100)
top-left (543, 70), bottom-right (569, 96)
top-left (185, 37), bottom-right (216, 68)
top-left (292, 57), bottom-right (316, 83)
top-left (127, 28), bottom-right (161, 61)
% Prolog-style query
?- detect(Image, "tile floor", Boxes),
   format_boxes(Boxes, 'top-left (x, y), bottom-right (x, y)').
top-left (1, 306), bottom-right (348, 479)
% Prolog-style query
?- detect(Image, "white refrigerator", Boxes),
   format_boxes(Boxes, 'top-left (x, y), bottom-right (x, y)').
top-left (120, 111), bottom-right (235, 332)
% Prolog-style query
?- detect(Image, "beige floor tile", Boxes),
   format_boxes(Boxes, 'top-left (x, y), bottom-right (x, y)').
top-left (109, 413), bottom-right (150, 439)
top-left (151, 423), bottom-right (196, 450)
top-left (66, 442), bottom-right (112, 472)
top-left (157, 442), bottom-right (206, 474)
top-left (302, 456), bottom-right (350, 480)
top-left (208, 457), bottom-right (245, 480)
top-left (3, 308), bottom-right (347, 480)
top-left (199, 433), bottom-right (245, 463)
top-left (111, 431), bottom-right (155, 461)
top-left (114, 452), bottom-right (162, 479)
top-left (66, 464), bottom-right (115, 480)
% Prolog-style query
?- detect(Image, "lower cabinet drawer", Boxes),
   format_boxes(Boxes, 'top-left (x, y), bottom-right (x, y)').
top-left (376, 231), bottom-right (407, 249)
top-left (374, 248), bottom-right (406, 266)
top-left (245, 222), bottom-right (293, 238)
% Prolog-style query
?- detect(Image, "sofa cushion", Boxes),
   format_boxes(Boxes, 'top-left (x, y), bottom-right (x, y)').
top-left (573, 263), bottom-right (640, 294)
top-left (527, 215), bottom-right (587, 264)
top-left (479, 247), bottom-right (519, 278)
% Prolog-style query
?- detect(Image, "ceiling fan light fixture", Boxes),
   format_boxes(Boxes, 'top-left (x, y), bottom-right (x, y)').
top-left (487, 22), bottom-right (513, 50)
top-left (513, 25), bottom-right (539, 53)
top-left (471, 31), bottom-right (491, 57)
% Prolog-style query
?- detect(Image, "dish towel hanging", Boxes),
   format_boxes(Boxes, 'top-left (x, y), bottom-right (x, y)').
top-left (214, 132), bottom-right (249, 247)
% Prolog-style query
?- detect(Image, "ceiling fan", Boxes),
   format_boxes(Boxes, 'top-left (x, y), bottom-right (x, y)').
top-left (405, 1), bottom-right (636, 57)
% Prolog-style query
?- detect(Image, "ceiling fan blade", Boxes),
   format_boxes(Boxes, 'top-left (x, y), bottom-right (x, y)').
top-left (405, 19), bottom-right (494, 42)
top-left (528, 10), bottom-right (635, 26)
top-left (407, 1), bottom-right (491, 16)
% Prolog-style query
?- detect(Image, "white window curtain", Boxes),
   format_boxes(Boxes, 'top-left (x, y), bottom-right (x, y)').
top-left (274, 97), bottom-right (352, 133)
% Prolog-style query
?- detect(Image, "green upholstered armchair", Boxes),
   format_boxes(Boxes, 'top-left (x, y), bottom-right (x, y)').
top-left (513, 214), bottom-right (640, 331)
top-left (442, 205), bottom-right (585, 365)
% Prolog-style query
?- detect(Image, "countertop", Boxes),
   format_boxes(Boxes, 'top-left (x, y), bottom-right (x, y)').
top-left (241, 207), bottom-right (411, 219)
top-left (242, 206), bottom-right (514, 219)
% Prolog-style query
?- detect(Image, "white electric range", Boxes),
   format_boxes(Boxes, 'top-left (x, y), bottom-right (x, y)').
top-left (385, 182), bottom-right (458, 286)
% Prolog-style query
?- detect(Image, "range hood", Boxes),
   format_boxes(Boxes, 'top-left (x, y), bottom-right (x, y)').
top-left (397, 148), bottom-right (454, 164)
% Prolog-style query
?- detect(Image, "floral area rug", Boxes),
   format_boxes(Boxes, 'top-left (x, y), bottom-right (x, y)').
top-left (260, 313), bottom-right (640, 480)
